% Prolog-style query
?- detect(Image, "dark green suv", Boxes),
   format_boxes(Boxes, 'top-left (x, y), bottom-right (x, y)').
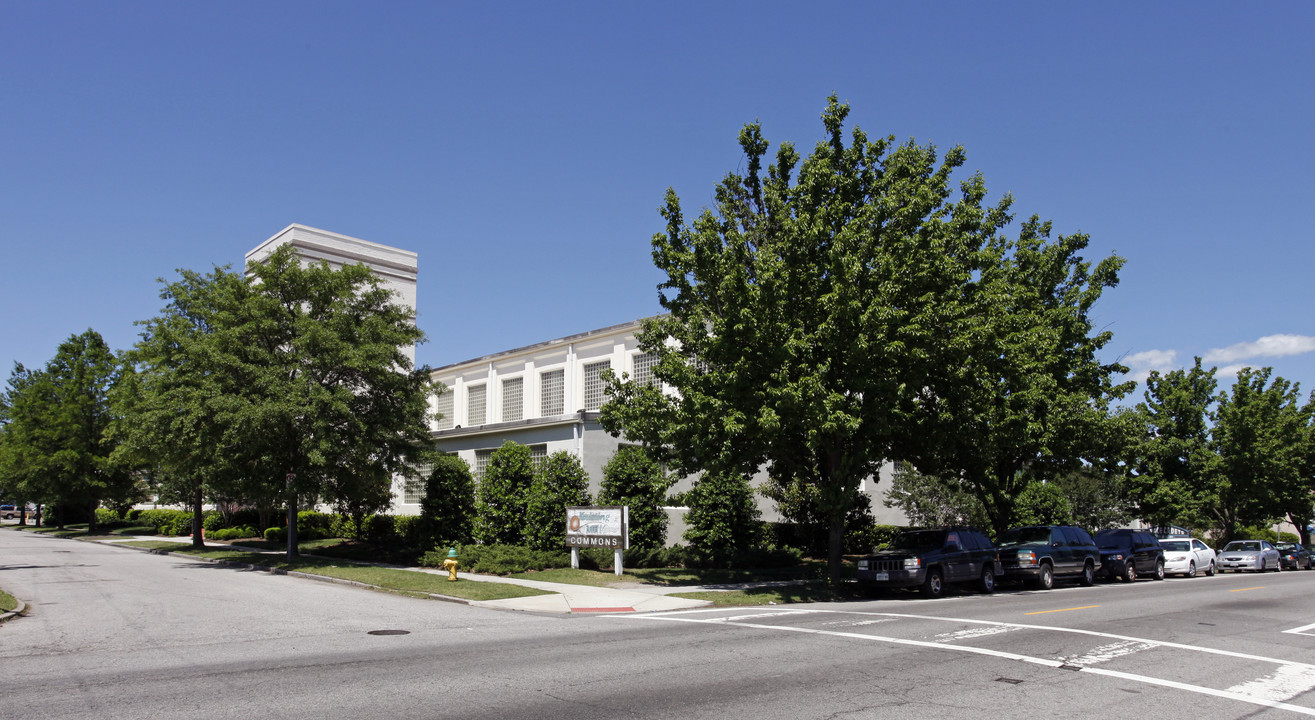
top-left (997, 525), bottom-right (1099, 590)
top-left (855, 527), bottom-right (1002, 598)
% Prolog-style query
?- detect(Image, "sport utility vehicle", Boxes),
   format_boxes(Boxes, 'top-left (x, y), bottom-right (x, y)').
top-left (997, 525), bottom-right (1099, 590)
top-left (1095, 529), bottom-right (1165, 582)
top-left (855, 527), bottom-right (1002, 598)
top-left (1, 504), bottom-right (24, 520)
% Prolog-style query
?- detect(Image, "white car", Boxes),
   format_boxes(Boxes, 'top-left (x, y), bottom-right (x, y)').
top-left (1158, 537), bottom-right (1216, 577)
top-left (1217, 540), bottom-right (1281, 573)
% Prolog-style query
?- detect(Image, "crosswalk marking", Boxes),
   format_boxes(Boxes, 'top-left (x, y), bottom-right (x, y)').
top-left (1228, 665), bottom-right (1315, 702)
top-left (1060, 640), bottom-right (1153, 667)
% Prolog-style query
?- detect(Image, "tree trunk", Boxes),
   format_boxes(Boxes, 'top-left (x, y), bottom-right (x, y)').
top-left (827, 511), bottom-right (845, 587)
top-left (191, 485), bottom-right (205, 549)
top-left (286, 492), bottom-right (300, 559)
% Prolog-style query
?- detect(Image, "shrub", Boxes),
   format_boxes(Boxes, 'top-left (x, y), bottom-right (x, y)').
top-left (475, 442), bottom-right (536, 545)
top-left (136, 509), bottom-right (194, 536)
top-left (202, 511), bottom-right (225, 532)
top-left (419, 454), bottom-right (477, 544)
top-left (676, 544), bottom-right (804, 570)
top-left (599, 446), bottom-right (672, 549)
top-left (525, 452), bottom-right (592, 550)
top-left (208, 526), bottom-right (260, 541)
top-left (846, 523), bottom-right (903, 554)
top-left (363, 514), bottom-right (398, 546)
top-left (295, 510), bottom-right (335, 540)
top-left (682, 472), bottom-right (761, 554)
top-left (420, 544), bottom-right (571, 575)
top-left (265, 526), bottom-right (286, 543)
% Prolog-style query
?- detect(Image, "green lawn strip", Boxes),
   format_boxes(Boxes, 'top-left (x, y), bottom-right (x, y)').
top-left (0, 588), bottom-right (17, 613)
top-left (115, 541), bottom-right (548, 602)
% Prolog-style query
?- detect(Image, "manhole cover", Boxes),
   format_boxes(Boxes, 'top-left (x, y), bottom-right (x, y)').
top-left (367, 630), bottom-right (410, 636)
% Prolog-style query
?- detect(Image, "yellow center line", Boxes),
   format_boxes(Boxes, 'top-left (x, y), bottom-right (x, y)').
top-left (1229, 587), bottom-right (1266, 593)
top-left (1025, 605), bottom-right (1100, 615)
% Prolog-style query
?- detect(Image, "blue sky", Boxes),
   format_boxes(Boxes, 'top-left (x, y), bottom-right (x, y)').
top-left (3, 2), bottom-right (1312, 402)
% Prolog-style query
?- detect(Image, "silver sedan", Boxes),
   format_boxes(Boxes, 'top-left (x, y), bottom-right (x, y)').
top-left (1217, 540), bottom-right (1281, 572)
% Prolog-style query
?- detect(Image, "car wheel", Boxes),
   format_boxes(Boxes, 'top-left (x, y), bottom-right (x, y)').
top-left (1123, 561), bottom-right (1137, 583)
top-left (1186, 560), bottom-right (1196, 578)
top-left (1079, 560), bottom-right (1095, 587)
top-left (1152, 558), bottom-right (1165, 580)
top-left (921, 568), bottom-right (945, 598)
top-left (1259, 558), bottom-right (1266, 573)
top-left (979, 566), bottom-right (995, 594)
top-left (1032, 563), bottom-right (1054, 591)
top-left (1205, 560), bottom-right (1216, 577)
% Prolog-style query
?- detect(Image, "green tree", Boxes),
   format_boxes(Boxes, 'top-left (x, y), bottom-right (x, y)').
top-left (1010, 481), bottom-right (1074, 526)
top-left (764, 473), bottom-right (875, 556)
top-left (419, 454), bottom-right (477, 545)
top-left (1127, 358), bottom-right (1219, 529)
top-left (603, 96), bottom-right (1102, 582)
top-left (1049, 467), bottom-right (1130, 531)
top-left (882, 462), bottom-right (989, 530)
top-left (524, 451), bottom-right (593, 550)
top-left (0, 331), bottom-right (131, 531)
top-left (475, 441), bottom-right (535, 545)
top-left (683, 471), bottom-right (761, 555)
top-left (599, 446), bottom-right (671, 549)
top-left (117, 246), bottom-right (433, 558)
top-left (908, 212), bottom-right (1130, 536)
top-left (1206, 367), bottom-right (1306, 543)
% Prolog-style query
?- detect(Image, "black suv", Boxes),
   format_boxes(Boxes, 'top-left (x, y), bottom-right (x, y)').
top-left (1095, 529), bottom-right (1166, 582)
top-left (997, 525), bottom-right (1099, 590)
top-left (855, 527), bottom-right (1002, 598)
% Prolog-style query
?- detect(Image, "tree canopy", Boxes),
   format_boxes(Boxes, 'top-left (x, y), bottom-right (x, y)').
top-left (602, 96), bottom-right (1127, 581)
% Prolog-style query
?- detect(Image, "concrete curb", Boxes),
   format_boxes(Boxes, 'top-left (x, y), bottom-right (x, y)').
top-left (0, 599), bottom-right (27, 623)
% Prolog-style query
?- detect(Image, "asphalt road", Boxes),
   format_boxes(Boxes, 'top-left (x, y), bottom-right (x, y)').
top-left (3, 529), bottom-right (1314, 720)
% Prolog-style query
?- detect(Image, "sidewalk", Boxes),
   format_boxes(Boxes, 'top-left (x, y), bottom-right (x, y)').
top-left (99, 535), bottom-right (722, 615)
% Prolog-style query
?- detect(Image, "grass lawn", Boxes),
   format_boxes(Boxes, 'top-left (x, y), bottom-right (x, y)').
top-left (0, 588), bottom-right (17, 613)
top-left (668, 583), bottom-right (864, 606)
top-left (115, 541), bottom-right (549, 602)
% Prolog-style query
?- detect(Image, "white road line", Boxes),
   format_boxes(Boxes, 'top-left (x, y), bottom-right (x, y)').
top-left (1227, 665), bottom-right (1315, 702)
top-left (934, 626), bottom-right (1015, 642)
top-left (1284, 621), bottom-right (1315, 636)
top-left (614, 613), bottom-right (1315, 717)
top-left (821, 618), bottom-right (896, 628)
top-left (1061, 640), bottom-right (1154, 667)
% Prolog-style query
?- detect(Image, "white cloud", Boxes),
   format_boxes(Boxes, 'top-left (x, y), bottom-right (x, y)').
top-left (1203, 334), bottom-right (1315, 364)
top-left (1120, 349), bottom-right (1178, 383)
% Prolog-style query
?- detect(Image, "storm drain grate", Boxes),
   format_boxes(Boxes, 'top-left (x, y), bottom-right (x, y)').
top-left (367, 630), bottom-right (410, 636)
top-left (996, 678), bottom-right (1024, 685)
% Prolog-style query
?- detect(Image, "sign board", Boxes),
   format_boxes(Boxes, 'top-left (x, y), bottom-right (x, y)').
top-left (565, 506), bottom-right (628, 549)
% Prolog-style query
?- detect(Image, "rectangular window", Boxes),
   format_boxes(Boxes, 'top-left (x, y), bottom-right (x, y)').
top-left (502, 377), bottom-right (524, 422)
top-left (467, 384), bottom-right (487, 426)
top-left (529, 443), bottom-right (548, 472)
top-left (434, 390), bottom-right (455, 430)
top-left (403, 462), bottom-right (432, 504)
top-left (474, 449), bottom-right (494, 481)
top-left (583, 360), bottom-right (611, 410)
top-left (540, 369), bottom-right (564, 416)
top-left (631, 352), bottom-right (658, 387)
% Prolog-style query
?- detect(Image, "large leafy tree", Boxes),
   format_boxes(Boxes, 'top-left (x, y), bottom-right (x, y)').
top-left (1127, 358), bottom-right (1219, 528)
top-left (118, 245), bottom-right (433, 557)
top-left (602, 96), bottom-right (1111, 582)
top-left (1, 331), bottom-right (132, 530)
top-left (1206, 367), bottom-right (1306, 543)
top-left (908, 213), bottom-right (1130, 536)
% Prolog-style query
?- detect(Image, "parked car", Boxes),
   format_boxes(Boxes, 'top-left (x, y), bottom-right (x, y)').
top-left (1273, 542), bottom-right (1313, 571)
top-left (997, 525), bottom-right (1099, 590)
top-left (1095, 529), bottom-right (1166, 582)
top-left (1217, 540), bottom-right (1281, 572)
top-left (855, 527), bottom-right (1002, 598)
top-left (1, 504), bottom-right (23, 520)
top-left (1157, 537), bottom-right (1217, 577)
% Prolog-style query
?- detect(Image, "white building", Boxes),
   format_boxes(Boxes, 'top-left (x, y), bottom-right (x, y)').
top-left (246, 225), bottom-right (905, 540)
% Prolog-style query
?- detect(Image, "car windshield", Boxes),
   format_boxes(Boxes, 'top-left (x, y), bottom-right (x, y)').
top-left (890, 530), bottom-right (948, 550)
top-left (1159, 540), bottom-right (1190, 552)
top-left (1224, 541), bottom-right (1261, 552)
top-left (998, 527), bottom-right (1050, 546)
top-left (1095, 534), bottom-right (1131, 550)
top-left (1274, 543), bottom-right (1299, 552)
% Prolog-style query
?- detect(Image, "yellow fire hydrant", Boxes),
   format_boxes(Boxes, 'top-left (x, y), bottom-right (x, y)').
top-left (442, 547), bottom-right (459, 581)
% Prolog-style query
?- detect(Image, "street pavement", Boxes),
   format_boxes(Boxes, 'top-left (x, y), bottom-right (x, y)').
top-left (88, 533), bottom-right (735, 615)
